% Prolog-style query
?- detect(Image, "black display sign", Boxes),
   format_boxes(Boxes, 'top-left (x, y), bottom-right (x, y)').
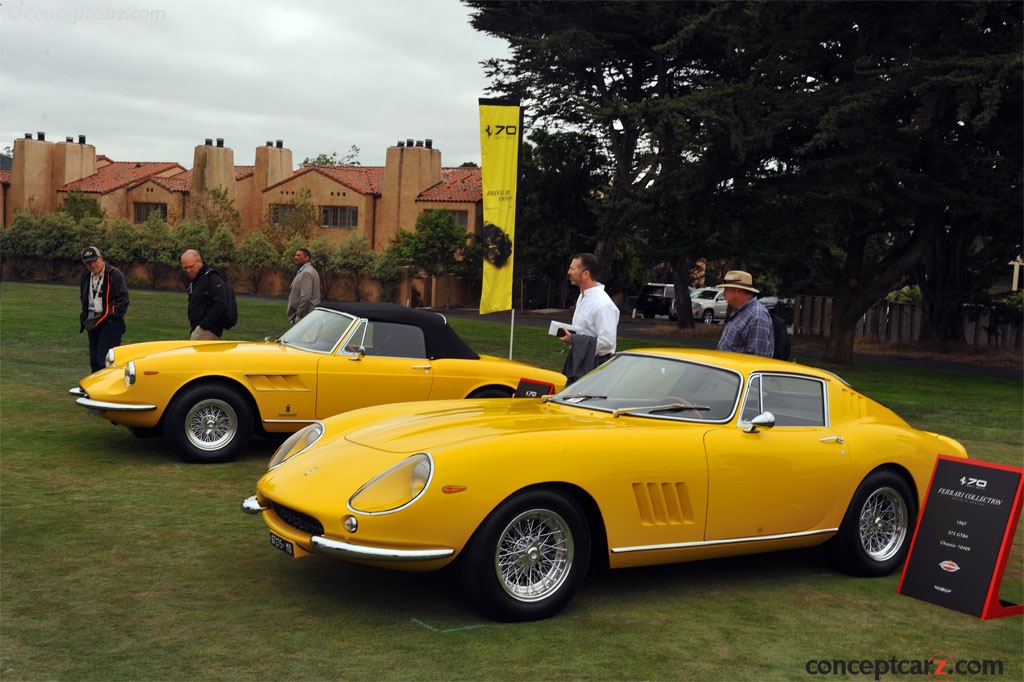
top-left (514, 377), bottom-right (557, 398)
top-left (898, 456), bottom-right (1023, 619)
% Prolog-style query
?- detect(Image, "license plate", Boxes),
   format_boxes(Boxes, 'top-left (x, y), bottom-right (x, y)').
top-left (269, 532), bottom-right (294, 556)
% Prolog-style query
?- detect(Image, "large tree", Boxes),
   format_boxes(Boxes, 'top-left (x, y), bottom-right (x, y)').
top-left (467, 1), bottom-right (1022, 361)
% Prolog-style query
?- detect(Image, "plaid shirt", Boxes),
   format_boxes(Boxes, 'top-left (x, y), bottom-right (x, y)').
top-left (717, 298), bottom-right (774, 357)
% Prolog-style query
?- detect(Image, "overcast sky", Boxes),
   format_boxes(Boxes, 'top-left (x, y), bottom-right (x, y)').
top-left (0, 0), bottom-right (510, 169)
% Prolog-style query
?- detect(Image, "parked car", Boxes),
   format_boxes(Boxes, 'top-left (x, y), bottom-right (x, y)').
top-left (242, 348), bottom-right (967, 621)
top-left (70, 302), bottom-right (566, 463)
top-left (635, 283), bottom-right (677, 319)
top-left (691, 287), bottom-right (729, 323)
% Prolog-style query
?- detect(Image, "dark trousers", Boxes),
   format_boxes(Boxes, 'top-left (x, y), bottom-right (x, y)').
top-left (88, 320), bottom-right (125, 373)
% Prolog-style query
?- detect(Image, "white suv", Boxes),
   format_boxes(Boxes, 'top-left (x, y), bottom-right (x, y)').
top-left (690, 287), bottom-right (729, 324)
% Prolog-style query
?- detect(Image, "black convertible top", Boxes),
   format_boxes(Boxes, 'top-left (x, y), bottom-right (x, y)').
top-left (318, 302), bottom-right (480, 360)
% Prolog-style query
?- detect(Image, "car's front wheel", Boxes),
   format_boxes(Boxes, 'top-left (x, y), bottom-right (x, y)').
top-left (164, 383), bottom-right (253, 463)
top-left (830, 469), bottom-right (916, 576)
top-left (459, 489), bottom-right (591, 622)
top-left (702, 309), bottom-right (715, 324)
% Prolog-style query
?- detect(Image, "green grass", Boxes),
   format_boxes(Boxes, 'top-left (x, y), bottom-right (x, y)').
top-left (2, 281), bottom-right (1021, 681)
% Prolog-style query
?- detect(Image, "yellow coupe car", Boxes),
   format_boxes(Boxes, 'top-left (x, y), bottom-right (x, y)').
top-left (69, 303), bottom-right (565, 463)
top-left (242, 348), bottom-right (968, 621)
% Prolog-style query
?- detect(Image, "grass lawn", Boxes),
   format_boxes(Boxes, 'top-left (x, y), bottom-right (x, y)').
top-left (1, 281), bottom-right (1021, 681)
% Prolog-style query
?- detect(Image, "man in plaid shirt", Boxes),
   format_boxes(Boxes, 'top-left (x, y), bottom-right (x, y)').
top-left (715, 270), bottom-right (774, 357)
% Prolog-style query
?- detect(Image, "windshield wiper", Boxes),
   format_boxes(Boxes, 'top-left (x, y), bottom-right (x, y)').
top-left (558, 393), bottom-right (608, 402)
top-left (613, 402), bottom-right (712, 418)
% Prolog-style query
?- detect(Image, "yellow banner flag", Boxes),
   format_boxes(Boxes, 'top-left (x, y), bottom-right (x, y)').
top-left (478, 99), bottom-right (521, 314)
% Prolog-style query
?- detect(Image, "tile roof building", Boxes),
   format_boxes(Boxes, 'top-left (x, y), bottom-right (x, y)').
top-left (1, 133), bottom-right (483, 256)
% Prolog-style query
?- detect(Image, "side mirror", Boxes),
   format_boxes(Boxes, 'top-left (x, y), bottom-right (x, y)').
top-left (743, 411), bottom-right (776, 433)
top-left (348, 347), bottom-right (366, 361)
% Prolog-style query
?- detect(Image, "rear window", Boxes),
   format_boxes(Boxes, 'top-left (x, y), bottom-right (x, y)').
top-left (641, 284), bottom-right (673, 298)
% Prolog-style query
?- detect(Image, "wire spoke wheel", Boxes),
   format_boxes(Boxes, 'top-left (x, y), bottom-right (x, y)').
top-left (857, 486), bottom-right (908, 562)
top-left (495, 509), bottom-right (574, 602)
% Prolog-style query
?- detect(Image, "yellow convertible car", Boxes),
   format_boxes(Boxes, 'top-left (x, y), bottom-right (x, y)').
top-left (242, 348), bottom-right (969, 621)
top-left (239, 348), bottom-right (966, 618)
top-left (69, 303), bottom-right (565, 463)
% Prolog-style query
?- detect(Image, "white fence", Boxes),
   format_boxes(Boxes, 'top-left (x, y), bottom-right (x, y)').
top-left (791, 296), bottom-right (1022, 349)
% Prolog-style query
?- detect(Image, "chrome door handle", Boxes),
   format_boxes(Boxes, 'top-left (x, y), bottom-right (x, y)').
top-left (819, 436), bottom-right (844, 444)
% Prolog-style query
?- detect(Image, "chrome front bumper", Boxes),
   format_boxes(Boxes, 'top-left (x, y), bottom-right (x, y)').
top-left (241, 495), bottom-right (455, 563)
top-left (69, 387), bottom-right (156, 412)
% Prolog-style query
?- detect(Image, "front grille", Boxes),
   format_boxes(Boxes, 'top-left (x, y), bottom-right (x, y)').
top-left (274, 503), bottom-right (325, 536)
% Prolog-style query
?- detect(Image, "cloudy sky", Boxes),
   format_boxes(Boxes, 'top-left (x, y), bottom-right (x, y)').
top-left (0, 0), bottom-right (511, 169)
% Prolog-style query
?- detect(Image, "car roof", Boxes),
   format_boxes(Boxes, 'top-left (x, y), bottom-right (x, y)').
top-left (317, 302), bottom-right (480, 360)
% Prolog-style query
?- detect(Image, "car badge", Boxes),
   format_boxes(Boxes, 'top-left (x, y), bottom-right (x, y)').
top-left (939, 560), bottom-right (960, 573)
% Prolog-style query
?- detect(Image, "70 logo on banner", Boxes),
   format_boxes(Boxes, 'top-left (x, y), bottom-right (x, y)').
top-left (484, 124), bottom-right (517, 138)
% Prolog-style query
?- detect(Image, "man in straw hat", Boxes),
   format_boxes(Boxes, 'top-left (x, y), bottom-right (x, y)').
top-left (715, 270), bottom-right (774, 357)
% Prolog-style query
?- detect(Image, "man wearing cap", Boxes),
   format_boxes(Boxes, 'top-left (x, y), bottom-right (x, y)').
top-left (79, 246), bottom-right (130, 373)
top-left (715, 270), bottom-right (774, 357)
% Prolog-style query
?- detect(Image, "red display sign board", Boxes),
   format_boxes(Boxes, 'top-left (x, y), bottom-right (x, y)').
top-left (898, 456), bottom-right (1023, 619)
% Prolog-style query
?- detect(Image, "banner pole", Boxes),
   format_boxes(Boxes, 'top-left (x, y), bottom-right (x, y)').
top-left (508, 309), bottom-right (515, 359)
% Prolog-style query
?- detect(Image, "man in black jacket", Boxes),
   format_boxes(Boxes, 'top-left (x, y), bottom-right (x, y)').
top-left (180, 249), bottom-right (229, 340)
top-left (79, 246), bottom-right (130, 372)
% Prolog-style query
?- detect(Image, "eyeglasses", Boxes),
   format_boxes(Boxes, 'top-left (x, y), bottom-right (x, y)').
top-left (181, 260), bottom-right (200, 269)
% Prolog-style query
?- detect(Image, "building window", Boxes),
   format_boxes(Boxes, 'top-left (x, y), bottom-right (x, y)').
top-left (133, 203), bottom-right (167, 223)
top-left (447, 210), bottom-right (469, 228)
top-left (321, 206), bottom-right (358, 229)
top-left (270, 204), bottom-right (295, 226)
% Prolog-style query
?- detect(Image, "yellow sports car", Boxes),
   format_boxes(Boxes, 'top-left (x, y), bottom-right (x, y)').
top-left (242, 348), bottom-right (969, 621)
top-left (69, 303), bottom-right (565, 463)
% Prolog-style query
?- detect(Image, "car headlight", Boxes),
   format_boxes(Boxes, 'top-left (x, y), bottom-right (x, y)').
top-left (349, 453), bottom-right (432, 515)
top-left (124, 361), bottom-right (136, 387)
top-left (267, 423), bottom-right (324, 470)
top-left (105, 348), bottom-right (116, 367)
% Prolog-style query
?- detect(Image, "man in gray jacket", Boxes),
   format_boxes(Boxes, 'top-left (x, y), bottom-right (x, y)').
top-left (287, 248), bottom-right (322, 324)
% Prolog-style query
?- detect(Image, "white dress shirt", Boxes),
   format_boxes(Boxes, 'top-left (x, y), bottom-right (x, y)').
top-left (571, 283), bottom-right (619, 356)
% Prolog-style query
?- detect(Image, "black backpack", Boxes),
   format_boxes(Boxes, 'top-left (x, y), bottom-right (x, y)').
top-left (771, 312), bottom-right (791, 360)
top-left (208, 269), bottom-right (238, 330)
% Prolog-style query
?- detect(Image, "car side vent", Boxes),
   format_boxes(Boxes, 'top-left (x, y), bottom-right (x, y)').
top-left (632, 482), bottom-right (695, 526)
top-left (274, 503), bottom-right (325, 536)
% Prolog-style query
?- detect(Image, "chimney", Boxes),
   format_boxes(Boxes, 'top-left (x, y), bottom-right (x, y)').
top-left (66, 136), bottom-right (74, 143)
top-left (216, 138), bottom-right (224, 148)
top-left (37, 132), bottom-right (46, 141)
top-left (425, 139), bottom-right (433, 149)
top-left (24, 133), bottom-right (32, 139)
top-left (205, 138), bottom-right (213, 146)
top-left (79, 135), bottom-right (86, 144)
top-left (276, 140), bottom-right (283, 148)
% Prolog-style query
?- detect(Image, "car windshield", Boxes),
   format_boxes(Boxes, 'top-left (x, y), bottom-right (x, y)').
top-left (278, 309), bottom-right (357, 353)
top-left (550, 353), bottom-right (742, 422)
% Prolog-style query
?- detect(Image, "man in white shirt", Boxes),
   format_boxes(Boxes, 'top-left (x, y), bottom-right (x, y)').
top-left (560, 253), bottom-right (619, 377)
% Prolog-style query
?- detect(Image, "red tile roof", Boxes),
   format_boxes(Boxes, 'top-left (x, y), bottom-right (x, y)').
top-left (235, 165), bottom-right (254, 181)
top-left (262, 164), bottom-right (481, 204)
top-left (61, 161), bottom-right (185, 194)
top-left (264, 165), bottom-right (386, 196)
top-left (148, 170), bottom-right (191, 193)
top-left (419, 167), bottom-right (482, 203)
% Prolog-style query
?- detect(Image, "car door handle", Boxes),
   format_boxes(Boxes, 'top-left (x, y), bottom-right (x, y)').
top-left (412, 364), bottom-right (431, 373)
top-left (819, 436), bottom-right (844, 444)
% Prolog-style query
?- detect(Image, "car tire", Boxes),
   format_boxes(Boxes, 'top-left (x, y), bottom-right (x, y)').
top-left (459, 489), bottom-right (591, 622)
top-left (467, 386), bottom-right (514, 399)
top-left (702, 309), bottom-right (715, 324)
top-left (164, 383), bottom-right (253, 464)
top-left (830, 469), bottom-right (916, 577)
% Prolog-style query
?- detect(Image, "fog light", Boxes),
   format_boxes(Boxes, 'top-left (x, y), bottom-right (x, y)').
top-left (343, 516), bottom-right (358, 533)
